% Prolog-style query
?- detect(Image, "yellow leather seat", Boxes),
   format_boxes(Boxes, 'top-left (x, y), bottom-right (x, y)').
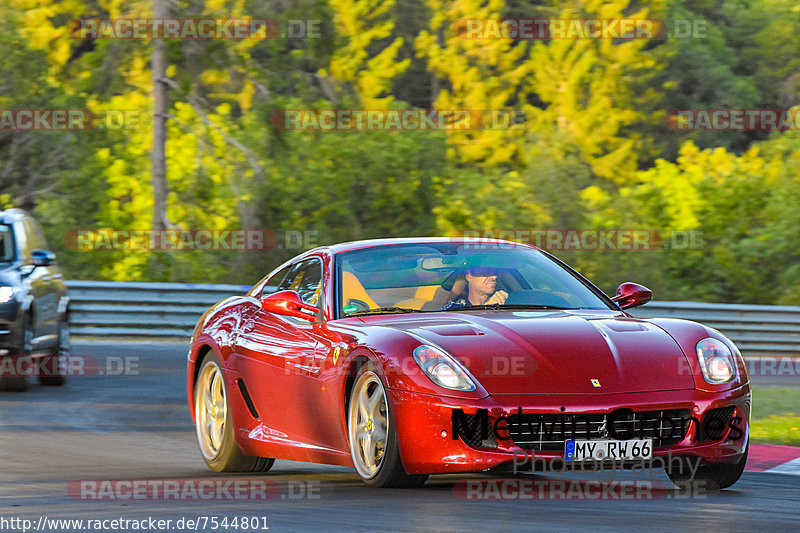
top-left (342, 271), bottom-right (379, 309)
top-left (393, 285), bottom-right (440, 310)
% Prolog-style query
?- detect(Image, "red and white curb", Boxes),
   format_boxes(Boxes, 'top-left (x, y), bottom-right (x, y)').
top-left (746, 444), bottom-right (800, 476)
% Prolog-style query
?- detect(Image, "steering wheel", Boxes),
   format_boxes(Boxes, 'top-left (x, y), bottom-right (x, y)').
top-left (345, 299), bottom-right (372, 313)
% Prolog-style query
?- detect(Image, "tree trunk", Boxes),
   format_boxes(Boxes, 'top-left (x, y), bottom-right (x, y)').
top-left (151, 0), bottom-right (169, 231)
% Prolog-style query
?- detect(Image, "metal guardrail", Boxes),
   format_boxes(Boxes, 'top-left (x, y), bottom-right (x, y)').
top-left (66, 281), bottom-right (800, 355)
top-left (66, 280), bottom-right (251, 337)
top-left (629, 301), bottom-right (800, 356)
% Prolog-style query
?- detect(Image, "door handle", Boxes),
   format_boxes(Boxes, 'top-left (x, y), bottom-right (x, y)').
top-left (242, 320), bottom-right (255, 333)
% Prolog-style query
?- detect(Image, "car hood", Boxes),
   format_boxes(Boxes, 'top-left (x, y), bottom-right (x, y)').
top-left (373, 310), bottom-right (696, 395)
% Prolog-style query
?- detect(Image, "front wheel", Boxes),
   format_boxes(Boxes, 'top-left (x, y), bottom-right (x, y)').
top-left (347, 363), bottom-right (428, 488)
top-left (194, 353), bottom-right (274, 473)
top-left (39, 320), bottom-right (69, 386)
top-left (0, 320), bottom-right (32, 392)
top-left (667, 444), bottom-right (748, 490)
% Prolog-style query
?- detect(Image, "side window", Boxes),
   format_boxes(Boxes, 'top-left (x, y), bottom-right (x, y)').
top-left (0, 225), bottom-right (15, 262)
top-left (260, 265), bottom-right (292, 297)
top-left (23, 219), bottom-right (47, 250)
top-left (278, 259), bottom-right (322, 307)
top-left (18, 218), bottom-right (49, 263)
top-left (248, 263), bottom-right (295, 299)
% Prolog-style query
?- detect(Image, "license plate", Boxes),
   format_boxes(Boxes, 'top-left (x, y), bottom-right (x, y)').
top-left (565, 439), bottom-right (652, 461)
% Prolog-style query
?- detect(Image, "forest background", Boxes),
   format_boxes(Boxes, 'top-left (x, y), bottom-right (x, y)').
top-left (3, 0), bottom-right (800, 304)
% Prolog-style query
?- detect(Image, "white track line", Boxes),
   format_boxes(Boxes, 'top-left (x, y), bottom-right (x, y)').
top-left (764, 457), bottom-right (800, 476)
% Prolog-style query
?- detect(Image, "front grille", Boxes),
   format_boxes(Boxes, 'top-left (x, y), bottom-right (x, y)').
top-left (507, 409), bottom-right (692, 451)
top-left (697, 406), bottom-right (737, 441)
top-left (454, 412), bottom-right (498, 449)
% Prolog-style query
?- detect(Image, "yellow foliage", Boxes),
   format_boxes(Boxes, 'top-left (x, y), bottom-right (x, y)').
top-left (328, 0), bottom-right (409, 107)
top-left (418, 0), bottom-right (664, 182)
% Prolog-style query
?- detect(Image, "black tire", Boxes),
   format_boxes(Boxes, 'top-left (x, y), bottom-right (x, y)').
top-left (39, 320), bottom-right (69, 386)
top-left (0, 358), bottom-right (28, 391)
top-left (0, 317), bottom-right (32, 392)
top-left (347, 362), bottom-right (428, 488)
top-left (667, 444), bottom-right (748, 490)
top-left (194, 352), bottom-right (274, 473)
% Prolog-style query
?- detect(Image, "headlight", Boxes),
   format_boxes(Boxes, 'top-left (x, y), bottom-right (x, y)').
top-left (412, 345), bottom-right (476, 391)
top-left (0, 286), bottom-right (13, 303)
top-left (696, 338), bottom-right (735, 384)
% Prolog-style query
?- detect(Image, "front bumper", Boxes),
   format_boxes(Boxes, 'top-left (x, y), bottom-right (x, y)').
top-left (389, 386), bottom-right (750, 474)
top-left (0, 300), bottom-right (21, 351)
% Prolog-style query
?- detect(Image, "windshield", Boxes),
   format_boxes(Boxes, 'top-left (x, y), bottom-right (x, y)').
top-left (0, 224), bottom-right (15, 263)
top-left (336, 242), bottom-right (613, 317)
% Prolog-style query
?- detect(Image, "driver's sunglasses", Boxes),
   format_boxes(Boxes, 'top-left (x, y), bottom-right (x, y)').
top-left (470, 267), bottom-right (496, 277)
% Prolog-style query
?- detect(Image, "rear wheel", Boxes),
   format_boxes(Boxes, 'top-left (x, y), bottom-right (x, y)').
top-left (347, 363), bottom-right (428, 488)
top-left (667, 444), bottom-right (748, 490)
top-left (194, 353), bottom-right (274, 472)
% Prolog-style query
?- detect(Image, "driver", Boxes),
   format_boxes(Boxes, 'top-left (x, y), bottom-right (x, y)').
top-left (442, 265), bottom-right (508, 310)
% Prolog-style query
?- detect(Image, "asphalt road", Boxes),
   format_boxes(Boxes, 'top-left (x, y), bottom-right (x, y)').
top-left (0, 341), bottom-right (798, 533)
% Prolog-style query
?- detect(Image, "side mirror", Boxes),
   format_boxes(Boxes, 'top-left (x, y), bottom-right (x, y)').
top-left (32, 250), bottom-right (56, 267)
top-left (612, 282), bottom-right (652, 310)
top-left (262, 290), bottom-right (320, 322)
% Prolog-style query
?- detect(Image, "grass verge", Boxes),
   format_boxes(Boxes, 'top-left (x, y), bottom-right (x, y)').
top-left (750, 387), bottom-right (800, 446)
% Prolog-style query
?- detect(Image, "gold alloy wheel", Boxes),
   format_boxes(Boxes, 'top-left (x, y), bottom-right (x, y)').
top-left (195, 360), bottom-right (227, 461)
top-left (348, 370), bottom-right (389, 479)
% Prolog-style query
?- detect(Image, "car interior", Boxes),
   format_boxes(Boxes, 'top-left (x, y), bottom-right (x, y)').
top-left (341, 269), bottom-right (502, 312)
top-left (336, 245), bottom-right (604, 316)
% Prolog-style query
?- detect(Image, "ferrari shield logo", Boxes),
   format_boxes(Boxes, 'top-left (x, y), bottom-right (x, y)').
top-left (332, 346), bottom-right (341, 365)
top-left (591, 379), bottom-right (601, 387)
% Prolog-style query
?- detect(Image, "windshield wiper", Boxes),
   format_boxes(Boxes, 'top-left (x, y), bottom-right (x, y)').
top-left (346, 307), bottom-right (424, 317)
top-left (447, 303), bottom-right (573, 311)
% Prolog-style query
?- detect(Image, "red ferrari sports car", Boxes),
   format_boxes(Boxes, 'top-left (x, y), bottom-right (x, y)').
top-left (187, 238), bottom-right (750, 489)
